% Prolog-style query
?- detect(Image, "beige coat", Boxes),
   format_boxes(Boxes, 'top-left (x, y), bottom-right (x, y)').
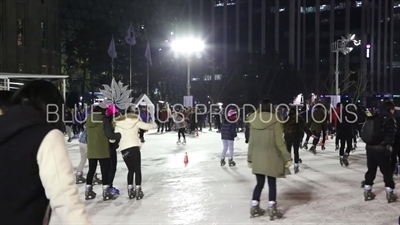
top-left (247, 111), bottom-right (291, 178)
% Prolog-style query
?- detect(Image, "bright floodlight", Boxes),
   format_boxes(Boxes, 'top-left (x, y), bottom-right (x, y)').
top-left (171, 38), bottom-right (205, 55)
top-left (350, 34), bottom-right (355, 40)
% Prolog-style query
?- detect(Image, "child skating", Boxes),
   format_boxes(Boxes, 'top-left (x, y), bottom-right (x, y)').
top-left (220, 109), bottom-right (237, 166)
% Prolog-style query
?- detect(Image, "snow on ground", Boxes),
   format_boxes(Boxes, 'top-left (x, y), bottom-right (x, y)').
top-left (50, 130), bottom-right (399, 225)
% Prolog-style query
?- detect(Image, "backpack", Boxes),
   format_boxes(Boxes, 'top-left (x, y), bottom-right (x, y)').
top-left (360, 116), bottom-right (383, 145)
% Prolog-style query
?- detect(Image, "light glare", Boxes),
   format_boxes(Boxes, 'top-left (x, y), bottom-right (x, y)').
top-left (171, 38), bottom-right (205, 54)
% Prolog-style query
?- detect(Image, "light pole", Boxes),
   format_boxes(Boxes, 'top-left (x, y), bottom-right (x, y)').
top-left (331, 34), bottom-right (361, 104)
top-left (171, 38), bottom-right (205, 97)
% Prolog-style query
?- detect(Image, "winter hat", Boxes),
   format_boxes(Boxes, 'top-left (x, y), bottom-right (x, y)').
top-left (227, 109), bottom-right (237, 117)
top-left (106, 104), bottom-right (119, 117)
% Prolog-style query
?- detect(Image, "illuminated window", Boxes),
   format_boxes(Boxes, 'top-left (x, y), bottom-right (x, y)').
top-left (204, 75), bottom-right (212, 81)
top-left (17, 19), bottom-right (24, 46)
top-left (214, 74), bottom-right (223, 80)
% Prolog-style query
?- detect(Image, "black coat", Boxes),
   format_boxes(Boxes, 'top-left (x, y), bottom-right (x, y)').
top-left (336, 110), bottom-right (357, 138)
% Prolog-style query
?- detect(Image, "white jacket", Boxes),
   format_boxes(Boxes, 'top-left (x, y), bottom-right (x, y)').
top-left (37, 129), bottom-right (91, 224)
top-left (114, 113), bottom-right (158, 151)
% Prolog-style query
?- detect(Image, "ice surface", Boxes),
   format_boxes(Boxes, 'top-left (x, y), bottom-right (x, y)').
top-left (50, 131), bottom-right (399, 225)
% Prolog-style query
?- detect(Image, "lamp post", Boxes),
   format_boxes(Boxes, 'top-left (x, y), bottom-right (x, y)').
top-left (171, 38), bottom-right (205, 96)
top-left (331, 34), bottom-right (361, 104)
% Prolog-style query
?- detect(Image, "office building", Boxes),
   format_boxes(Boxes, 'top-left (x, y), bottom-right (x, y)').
top-left (0, 0), bottom-right (61, 74)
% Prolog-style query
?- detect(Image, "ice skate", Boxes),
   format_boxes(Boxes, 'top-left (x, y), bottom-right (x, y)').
top-left (102, 185), bottom-right (115, 201)
top-left (340, 155), bottom-right (349, 167)
top-left (176, 139), bottom-right (181, 145)
top-left (250, 201), bottom-right (265, 218)
top-left (309, 145), bottom-right (317, 155)
top-left (294, 164), bottom-right (299, 174)
top-left (110, 187), bottom-right (120, 195)
top-left (220, 159), bottom-right (226, 166)
top-left (85, 185), bottom-right (97, 200)
top-left (298, 158), bottom-right (302, 163)
top-left (302, 142), bottom-right (308, 150)
top-left (182, 138), bottom-right (186, 145)
top-left (127, 185), bottom-right (136, 199)
top-left (335, 144), bottom-right (339, 151)
top-left (386, 189), bottom-right (398, 203)
top-left (228, 158), bottom-right (236, 167)
top-left (135, 185), bottom-right (144, 200)
top-left (364, 188), bottom-right (376, 201)
top-left (267, 201), bottom-right (283, 221)
top-left (92, 173), bottom-right (102, 185)
top-left (321, 145), bottom-right (326, 151)
top-left (75, 173), bottom-right (86, 184)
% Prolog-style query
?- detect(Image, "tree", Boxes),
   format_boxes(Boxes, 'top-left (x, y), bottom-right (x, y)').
top-left (352, 71), bottom-right (370, 103)
top-left (323, 64), bottom-right (354, 95)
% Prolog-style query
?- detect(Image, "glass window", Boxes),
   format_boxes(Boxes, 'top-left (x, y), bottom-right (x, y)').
top-left (41, 22), bottom-right (46, 48)
top-left (42, 65), bottom-right (47, 74)
top-left (17, 19), bottom-right (24, 46)
top-left (18, 64), bottom-right (24, 73)
top-left (214, 74), bottom-right (223, 80)
top-left (204, 75), bottom-right (212, 81)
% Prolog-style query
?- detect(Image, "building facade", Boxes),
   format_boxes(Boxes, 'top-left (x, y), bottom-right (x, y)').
top-left (0, 0), bottom-right (61, 74)
top-left (187, 0), bottom-right (399, 95)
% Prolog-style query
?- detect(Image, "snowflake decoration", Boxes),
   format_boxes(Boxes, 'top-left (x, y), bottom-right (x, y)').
top-left (98, 78), bottom-right (133, 110)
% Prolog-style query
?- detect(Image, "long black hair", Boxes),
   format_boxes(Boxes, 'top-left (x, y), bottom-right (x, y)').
top-left (12, 80), bottom-right (65, 131)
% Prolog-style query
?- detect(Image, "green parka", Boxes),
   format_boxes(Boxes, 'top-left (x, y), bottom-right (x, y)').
top-left (86, 113), bottom-right (110, 159)
top-left (247, 111), bottom-right (292, 178)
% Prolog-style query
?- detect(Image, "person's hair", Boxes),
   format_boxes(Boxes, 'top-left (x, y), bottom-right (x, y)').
top-left (0, 90), bottom-right (14, 112)
top-left (381, 100), bottom-right (395, 112)
top-left (259, 99), bottom-right (273, 112)
top-left (12, 80), bottom-right (65, 131)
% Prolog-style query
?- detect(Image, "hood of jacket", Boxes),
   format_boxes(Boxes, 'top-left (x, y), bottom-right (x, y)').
top-left (0, 104), bottom-right (51, 144)
top-left (114, 113), bottom-right (140, 130)
top-left (248, 111), bottom-right (278, 130)
top-left (86, 113), bottom-right (103, 129)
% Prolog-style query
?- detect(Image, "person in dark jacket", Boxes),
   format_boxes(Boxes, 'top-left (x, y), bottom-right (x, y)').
top-left (392, 106), bottom-right (400, 175)
top-left (336, 103), bottom-right (357, 167)
top-left (308, 104), bottom-right (328, 154)
top-left (0, 90), bottom-right (13, 115)
top-left (0, 80), bottom-right (91, 224)
top-left (103, 104), bottom-right (122, 196)
top-left (362, 100), bottom-right (397, 203)
top-left (283, 107), bottom-right (313, 173)
top-left (220, 109), bottom-right (237, 166)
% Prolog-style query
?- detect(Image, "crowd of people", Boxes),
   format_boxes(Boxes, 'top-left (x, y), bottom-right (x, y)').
top-left (0, 80), bottom-right (399, 223)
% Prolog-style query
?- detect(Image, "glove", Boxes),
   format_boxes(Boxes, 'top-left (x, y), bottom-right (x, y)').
top-left (248, 162), bottom-right (252, 168)
top-left (285, 160), bottom-right (292, 168)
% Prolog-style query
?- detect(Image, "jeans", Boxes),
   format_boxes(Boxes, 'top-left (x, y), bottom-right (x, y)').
top-left (252, 174), bottom-right (277, 202)
top-left (221, 139), bottom-right (234, 159)
top-left (76, 143), bottom-right (87, 172)
top-left (364, 149), bottom-right (395, 189)
top-left (122, 147), bottom-right (142, 186)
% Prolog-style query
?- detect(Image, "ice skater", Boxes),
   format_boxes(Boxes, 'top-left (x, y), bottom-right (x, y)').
top-left (220, 109), bottom-right (237, 166)
top-left (114, 110), bottom-right (158, 200)
top-left (75, 126), bottom-right (88, 184)
top-left (174, 111), bottom-right (186, 144)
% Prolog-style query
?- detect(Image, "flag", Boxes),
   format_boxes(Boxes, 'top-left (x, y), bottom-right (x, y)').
top-left (108, 35), bottom-right (117, 59)
top-left (145, 41), bottom-right (152, 66)
top-left (125, 23), bottom-right (136, 45)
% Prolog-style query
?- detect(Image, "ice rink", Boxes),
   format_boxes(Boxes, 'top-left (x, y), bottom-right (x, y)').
top-left (50, 130), bottom-right (399, 225)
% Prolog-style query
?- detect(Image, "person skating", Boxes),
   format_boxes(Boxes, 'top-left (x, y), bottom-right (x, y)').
top-left (174, 111), bottom-right (187, 144)
top-left (391, 106), bottom-right (400, 176)
top-left (220, 109), bottom-right (237, 166)
top-left (85, 106), bottom-right (121, 201)
top-left (246, 99), bottom-right (292, 220)
top-left (103, 104), bottom-right (122, 195)
top-left (76, 126), bottom-right (88, 184)
top-left (362, 100), bottom-right (397, 203)
top-left (309, 104), bottom-right (328, 154)
top-left (114, 110), bottom-right (158, 200)
top-left (336, 103), bottom-right (357, 167)
top-left (284, 107), bottom-right (314, 173)
top-left (0, 80), bottom-right (91, 224)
